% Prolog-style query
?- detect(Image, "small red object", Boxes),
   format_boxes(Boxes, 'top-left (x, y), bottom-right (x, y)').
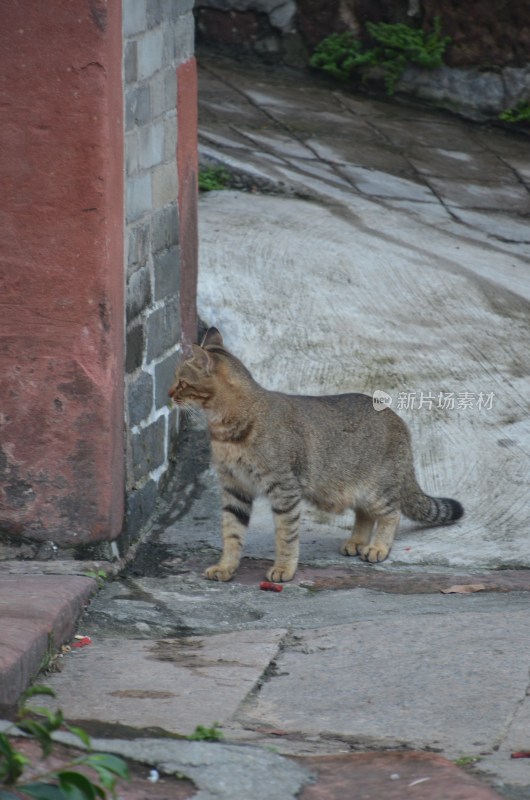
top-left (511, 751), bottom-right (530, 759)
top-left (260, 581), bottom-right (283, 592)
top-left (72, 636), bottom-right (92, 648)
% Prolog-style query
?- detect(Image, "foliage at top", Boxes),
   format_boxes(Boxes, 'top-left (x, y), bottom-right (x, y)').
top-left (310, 17), bottom-right (451, 95)
top-left (0, 686), bottom-right (129, 800)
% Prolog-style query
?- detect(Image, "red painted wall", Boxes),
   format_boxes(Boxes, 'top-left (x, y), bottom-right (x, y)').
top-left (0, 1), bottom-right (125, 545)
top-left (177, 58), bottom-right (199, 354)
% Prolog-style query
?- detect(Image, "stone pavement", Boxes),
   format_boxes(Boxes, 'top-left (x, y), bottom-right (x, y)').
top-left (2, 53), bottom-right (530, 800)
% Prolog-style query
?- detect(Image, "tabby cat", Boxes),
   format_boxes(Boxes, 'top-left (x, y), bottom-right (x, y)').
top-left (168, 328), bottom-right (463, 582)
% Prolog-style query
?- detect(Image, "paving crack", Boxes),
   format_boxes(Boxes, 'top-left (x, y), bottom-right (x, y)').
top-left (492, 664), bottom-right (530, 754)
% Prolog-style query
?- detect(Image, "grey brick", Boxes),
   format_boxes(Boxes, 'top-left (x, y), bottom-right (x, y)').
top-left (151, 66), bottom-right (177, 117)
top-left (167, 407), bottom-right (180, 460)
top-left (151, 203), bottom-right (179, 253)
top-left (163, 113), bottom-right (177, 161)
top-left (165, 68), bottom-right (177, 110)
top-left (126, 173), bottom-right (152, 221)
top-left (124, 40), bottom-right (138, 84)
top-left (125, 85), bottom-right (151, 130)
top-left (123, 0), bottom-right (147, 37)
top-left (125, 323), bottom-right (145, 373)
top-left (127, 264), bottom-right (152, 321)
top-left (170, 0), bottom-right (196, 18)
top-left (127, 370), bottom-right (153, 426)
top-left (146, 0), bottom-right (164, 29)
top-left (154, 350), bottom-right (180, 409)
top-left (131, 416), bottom-right (166, 481)
top-left (125, 479), bottom-right (158, 536)
top-left (146, 300), bottom-right (180, 361)
top-left (147, 0), bottom-right (195, 25)
top-left (154, 246), bottom-right (179, 301)
top-left (152, 161), bottom-right (178, 208)
top-left (169, 12), bottom-right (195, 67)
top-left (138, 28), bottom-right (164, 80)
top-left (150, 71), bottom-right (166, 119)
top-left (138, 120), bottom-right (165, 169)
top-left (125, 130), bottom-right (139, 176)
top-left (127, 221), bottom-right (151, 274)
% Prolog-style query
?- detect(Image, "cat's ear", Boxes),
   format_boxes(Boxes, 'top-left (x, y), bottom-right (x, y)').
top-left (191, 344), bottom-right (213, 375)
top-left (201, 327), bottom-right (224, 348)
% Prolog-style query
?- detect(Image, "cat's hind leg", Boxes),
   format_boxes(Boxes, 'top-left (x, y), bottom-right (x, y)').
top-left (341, 509), bottom-right (375, 557)
top-left (205, 485), bottom-right (253, 581)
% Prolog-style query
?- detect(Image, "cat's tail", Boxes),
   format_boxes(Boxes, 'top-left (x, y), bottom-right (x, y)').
top-left (401, 472), bottom-right (464, 525)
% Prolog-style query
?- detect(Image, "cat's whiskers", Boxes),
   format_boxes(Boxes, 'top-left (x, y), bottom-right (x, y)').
top-left (178, 402), bottom-right (206, 424)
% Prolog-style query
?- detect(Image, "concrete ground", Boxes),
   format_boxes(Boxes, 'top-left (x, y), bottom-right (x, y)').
top-left (1, 54), bottom-right (530, 800)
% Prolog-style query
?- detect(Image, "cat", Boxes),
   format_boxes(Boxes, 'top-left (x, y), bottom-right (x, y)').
top-left (168, 327), bottom-right (463, 582)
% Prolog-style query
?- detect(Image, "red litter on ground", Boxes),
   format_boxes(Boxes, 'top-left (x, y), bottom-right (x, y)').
top-left (511, 751), bottom-right (530, 759)
top-left (72, 635), bottom-right (92, 648)
top-left (260, 581), bottom-right (283, 592)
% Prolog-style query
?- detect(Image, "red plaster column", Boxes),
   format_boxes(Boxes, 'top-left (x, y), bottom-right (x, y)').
top-left (0, 1), bottom-right (124, 546)
top-left (177, 57), bottom-right (199, 354)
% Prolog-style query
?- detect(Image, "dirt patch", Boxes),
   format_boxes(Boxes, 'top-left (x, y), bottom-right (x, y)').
top-left (293, 750), bottom-right (503, 800)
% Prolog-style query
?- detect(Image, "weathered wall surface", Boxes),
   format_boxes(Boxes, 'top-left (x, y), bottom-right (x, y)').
top-left (0, 1), bottom-right (125, 548)
top-left (0, 0), bottom-right (198, 555)
top-left (123, 0), bottom-right (197, 543)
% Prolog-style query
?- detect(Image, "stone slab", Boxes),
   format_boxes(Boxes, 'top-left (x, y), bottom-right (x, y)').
top-left (41, 630), bottom-right (287, 735)
top-left (64, 736), bottom-right (311, 800)
top-left (0, 575), bottom-right (96, 709)
top-left (240, 611), bottom-right (530, 760)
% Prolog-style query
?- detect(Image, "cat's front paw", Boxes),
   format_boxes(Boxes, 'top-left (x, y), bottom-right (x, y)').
top-left (204, 564), bottom-right (236, 581)
top-left (267, 564), bottom-right (296, 582)
top-left (358, 544), bottom-right (390, 563)
top-left (340, 540), bottom-right (361, 556)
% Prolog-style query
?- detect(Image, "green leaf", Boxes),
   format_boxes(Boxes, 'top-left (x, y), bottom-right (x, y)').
top-left (20, 686), bottom-right (56, 703)
top-left (24, 708), bottom-right (64, 732)
top-left (87, 768), bottom-right (115, 792)
top-left (65, 726), bottom-right (92, 749)
top-left (85, 755), bottom-right (128, 780)
top-left (58, 771), bottom-right (97, 800)
top-left (18, 783), bottom-right (66, 800)
top-left (16, 721), bottom-right (53, 757)
top-left (0, 749), bottom-right (29, 784)
top-left (0, 790), bottom-right (23, 800)
top-left (0, 732), bottom-right (30, 783)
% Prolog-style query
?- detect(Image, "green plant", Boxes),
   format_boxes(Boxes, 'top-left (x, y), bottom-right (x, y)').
top-left (499, 100), bottom-right (530, 123)
top-left (309, 33), bottom-right (376, 82)
top-left (188, 723), bottom-right (223, 742)
top-left (454, 754), bottom-right (482, 767)
top-left (198, 166), bottom-right (230, 192)
top-left (83, 569), bottom-right (108, 588)
top-left (0, 686), bottom-right (129, 799)
top-left (310, 17), bottom-right (451, 95)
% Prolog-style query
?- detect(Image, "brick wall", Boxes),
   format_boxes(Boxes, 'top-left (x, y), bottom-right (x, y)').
top-left (123, 0), bottom-right (196, 543)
